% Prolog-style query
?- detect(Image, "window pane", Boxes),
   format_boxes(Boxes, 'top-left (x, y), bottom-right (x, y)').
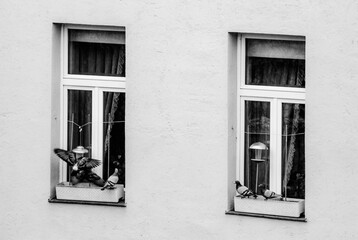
top-left (68, 29), bottom-right (125, 77)
top-left (246, 39), bottom-right (305, 88)
top-left (282, 103), bottom-right (305, 199)
top-left (244, 100), bottom-right (270, 193)
top-left (67, 90), bottom-right (92, 155)
top-left (103, 92), bottom-right (125, 185)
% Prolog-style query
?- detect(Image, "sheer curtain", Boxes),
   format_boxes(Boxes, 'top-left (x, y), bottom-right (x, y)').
top-left (282, 103), bottom-right (305, 199)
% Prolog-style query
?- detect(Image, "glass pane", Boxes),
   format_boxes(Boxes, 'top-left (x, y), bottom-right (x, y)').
top-left (103, 92), bottom-right (125, 185)
top-left (244, 100), bottom-right (270, 194)
top-left (246, 39), bottom-right (305, 88)
top-left (67, 90), bottom-right (92, 155)
top-left (68, 29), bottom-right (125, 77)
top-left (282, 103), bottom-right (305, 199)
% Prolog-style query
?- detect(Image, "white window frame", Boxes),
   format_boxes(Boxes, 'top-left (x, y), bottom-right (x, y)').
top-left (236, 34), bottom-right (305, 194)
top-left (59, 24), bottom-right (126, 182)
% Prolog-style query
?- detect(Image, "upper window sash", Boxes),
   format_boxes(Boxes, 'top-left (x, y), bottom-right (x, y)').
top-left (238, 34), bottom-right (305, 94)
top-left (62, 25), bottom-right (126, 82)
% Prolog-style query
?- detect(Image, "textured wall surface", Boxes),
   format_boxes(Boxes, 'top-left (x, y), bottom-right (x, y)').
top-left (1, 0), bottom-right (358, 239)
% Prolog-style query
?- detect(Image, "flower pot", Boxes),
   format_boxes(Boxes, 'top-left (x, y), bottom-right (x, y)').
top-left (234, 196), bottom-right (304, 217)
top-left (56, 182), bottom-right (124, 203)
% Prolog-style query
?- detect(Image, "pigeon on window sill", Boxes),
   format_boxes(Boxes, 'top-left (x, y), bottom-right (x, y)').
top-left (101, 168), bottom-right (120, 190)
top-left (234, 181), bottom-right (257, 199)
top-left (258, 184), bottom-right (282, 200)
top-left (54, 148), bottom-right (105, 187)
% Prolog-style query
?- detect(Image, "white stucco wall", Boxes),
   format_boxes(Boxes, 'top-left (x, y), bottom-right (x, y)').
top-left (1, 0), bottom-right (358, 239)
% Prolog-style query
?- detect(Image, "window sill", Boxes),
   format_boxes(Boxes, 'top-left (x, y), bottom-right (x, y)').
top-left (233, 196), bottom-right (304, 218)
top-left (55, 182), bottom-right (125, 203)
top-left (48, 197), bottom-right (126, 207)
top-left (225, 210), bottom-right (306, 222)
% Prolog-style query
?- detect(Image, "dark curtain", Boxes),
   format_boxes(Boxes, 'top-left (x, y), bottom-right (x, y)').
top-left (103, 92), bottom-right (125, 184)
top-left (69, 42), bottom-right (125, 77)
top-left (247, 57), bottom-right (305, 87)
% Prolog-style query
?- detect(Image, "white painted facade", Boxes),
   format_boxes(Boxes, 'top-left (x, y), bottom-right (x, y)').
top-left (1, 0), bottom-right (358, 239)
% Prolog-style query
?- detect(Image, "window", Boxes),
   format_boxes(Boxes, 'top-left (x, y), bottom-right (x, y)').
top-left (59, 25), bottom-right (126, 195)
top-left (233, 34), bottom-right (305, 218)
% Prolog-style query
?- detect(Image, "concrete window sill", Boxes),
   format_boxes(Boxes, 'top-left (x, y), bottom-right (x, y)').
top-left (48, 197), bottom-right (126, 207)
top-left (225, 210), bottom-right (307, 222)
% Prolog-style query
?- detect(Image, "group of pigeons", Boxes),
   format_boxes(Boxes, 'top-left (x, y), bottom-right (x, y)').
top-left (54, 148), bottom-right (120, 190)
top-left (54, 147), bottom-right (281, 198)
top-left (235, 181), bottom-right (281, 200)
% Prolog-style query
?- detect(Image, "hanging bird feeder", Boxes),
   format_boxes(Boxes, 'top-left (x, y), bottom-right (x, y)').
top-left (250, 142), bottom-right (268, 193)
top-left (249, 142), bottom-right (268, 161)
top-left (72, 146), bottom-right (88, 154)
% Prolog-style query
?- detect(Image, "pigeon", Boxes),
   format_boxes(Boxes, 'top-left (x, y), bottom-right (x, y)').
top-left (101, 168), bottom-right (120, 190)
top-left (234, 181), bottom-right (257, 198)
top-left (54, 148), bottom-right (105, 186)
top-left (54, 148), bottom-right (101, 171)
top-left (258, 184), bottom-right (281, 200)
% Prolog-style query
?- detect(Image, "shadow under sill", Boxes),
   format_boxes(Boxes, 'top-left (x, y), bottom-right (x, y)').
top-left (48, 197), bottom-right (126, 207)
top-left (226, 210), bottom-right (307, 222)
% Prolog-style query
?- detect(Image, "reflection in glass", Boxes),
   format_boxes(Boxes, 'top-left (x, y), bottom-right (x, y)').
top-left (246, 39), bottom-right (305, 88)
top-left (282, 103), bottom-right (305, 199)
top-left (244, 101), bottom-right (270, 193)
top-left (103, 92), bottom-right (125, 185)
